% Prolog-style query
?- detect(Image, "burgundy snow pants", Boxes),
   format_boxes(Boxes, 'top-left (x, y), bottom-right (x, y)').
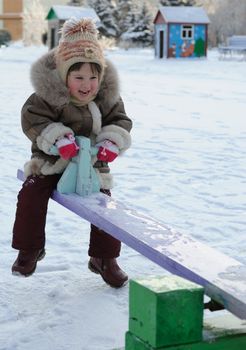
top-left (12, 174), bottom-right (121, 258)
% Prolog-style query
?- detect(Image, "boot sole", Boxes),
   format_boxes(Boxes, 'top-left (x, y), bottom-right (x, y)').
top-left (88, 261), bottom-right (128, 288)
top-left (12, 249), bottom-right (46, 277)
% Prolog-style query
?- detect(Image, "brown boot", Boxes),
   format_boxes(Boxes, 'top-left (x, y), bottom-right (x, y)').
top-left (12, 249), bottom-right (45, 277)
top-left (88, 257), bottom-right (128, 288)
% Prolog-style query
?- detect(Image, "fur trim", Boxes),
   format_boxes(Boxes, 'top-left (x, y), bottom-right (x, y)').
top-left (41, 158), bottom-right (69, 175)
top-left (95, 170), bottom-right (113, 190)
top-left (31, 49), bottom-right (70, 107)
top-left (96, 125), bottom-right (131, 152)
top-left (24, 158), bottom-right (45, 177)
top-left (24, 157), bottom-right (69, 177)
top-left (88, 101), bottom-right (102, 135)
top-left (31, 50), bottom-right (120, 108)
top-left (96, 60), bottom-right (120, 109)
top-left (36, 123), bottom-right (73, 154)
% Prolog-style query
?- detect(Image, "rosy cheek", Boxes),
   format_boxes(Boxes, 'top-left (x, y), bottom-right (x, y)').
top-left (92, 81), bottom-right (99, 91)
top-left (68, 87), bottom-right (74, 94)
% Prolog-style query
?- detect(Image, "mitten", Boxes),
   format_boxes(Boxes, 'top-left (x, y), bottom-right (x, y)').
top-left (55, 133), bottom-right (79, 160)
top-left (96, 139), bottom-right (119, 162)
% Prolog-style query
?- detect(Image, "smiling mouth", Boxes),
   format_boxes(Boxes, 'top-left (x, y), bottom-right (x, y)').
top-left (78, 89), bottom-right (91, 95)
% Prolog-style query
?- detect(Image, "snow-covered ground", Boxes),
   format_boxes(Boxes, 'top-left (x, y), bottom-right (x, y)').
top-left (0, 43), bottom-right (245, 350)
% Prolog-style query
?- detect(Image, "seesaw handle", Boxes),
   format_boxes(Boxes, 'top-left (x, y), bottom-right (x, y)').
top-left (49, 145), bottom-right (59, 156)
top-left (51, 136), bottom-right (101, 196)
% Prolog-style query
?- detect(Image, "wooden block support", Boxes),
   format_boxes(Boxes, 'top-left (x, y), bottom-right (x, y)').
top-left (128, 275), bottom-right (204, 348)
top-left (125, 285), bottom-right (246, 350)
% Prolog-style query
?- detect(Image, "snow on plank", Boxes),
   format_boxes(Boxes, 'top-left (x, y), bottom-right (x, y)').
top-left (17, 169), bottom-right (246, 319)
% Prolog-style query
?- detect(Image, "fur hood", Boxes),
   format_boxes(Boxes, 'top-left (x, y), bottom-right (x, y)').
top-left (30, 48), bottom-right (120, 109)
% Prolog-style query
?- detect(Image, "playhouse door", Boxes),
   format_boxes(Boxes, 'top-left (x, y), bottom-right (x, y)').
top-left (50, 28), bottom-right (56, 49)
top-left (159, 30), bottom-right (164, 58)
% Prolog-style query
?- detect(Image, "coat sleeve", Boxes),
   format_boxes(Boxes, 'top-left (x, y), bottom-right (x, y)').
top-left (96, 97), bottom-right (132, 153)
top-left (21, 93), bottom-right (73, 154)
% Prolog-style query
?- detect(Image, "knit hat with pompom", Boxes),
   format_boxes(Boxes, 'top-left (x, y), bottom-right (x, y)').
top-left (55, 17), bottom-right (105, 83)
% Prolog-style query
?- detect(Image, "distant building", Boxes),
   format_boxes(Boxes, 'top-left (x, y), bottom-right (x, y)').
top-left (0, 0), bottom-right (73, 42)
top-left (154, 6), bottom-right (210, 59)
top-left (46, 5), bottom-right (101, 49)
top-left (0, 0), bottom-right (23, 41)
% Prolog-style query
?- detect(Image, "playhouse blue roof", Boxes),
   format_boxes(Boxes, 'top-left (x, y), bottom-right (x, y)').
top-left (158, 6), bottom-right (210, 24)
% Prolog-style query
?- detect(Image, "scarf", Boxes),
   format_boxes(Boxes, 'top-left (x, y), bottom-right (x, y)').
top-left (70, 93), bottom-right (97, 107)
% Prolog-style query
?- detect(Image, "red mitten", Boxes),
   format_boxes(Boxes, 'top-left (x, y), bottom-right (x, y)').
top-left (56, 133), bottom-right (79, 160)
top-left (96, 140), bottom-right (119, 162)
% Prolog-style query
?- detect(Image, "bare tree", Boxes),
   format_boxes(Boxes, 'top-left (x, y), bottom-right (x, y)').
top-left (198, 0), bottom-right (246, 46)
top-left (23, 0), bottom-right (47, 46)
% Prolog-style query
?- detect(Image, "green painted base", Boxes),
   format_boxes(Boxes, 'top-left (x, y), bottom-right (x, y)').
top-left (125, 331), bottom-right (246, 350)
top-left (125, 314), bottom-right (246, 350)
top-left (129, 276), bottom-right (204, 348)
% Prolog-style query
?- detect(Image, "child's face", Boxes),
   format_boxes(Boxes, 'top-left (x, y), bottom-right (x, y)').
top-left (67, 63), bottom-right (99, 102)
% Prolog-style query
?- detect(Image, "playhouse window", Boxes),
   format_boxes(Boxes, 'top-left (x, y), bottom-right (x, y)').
top-left (181, 25), bottom-right (194, 39)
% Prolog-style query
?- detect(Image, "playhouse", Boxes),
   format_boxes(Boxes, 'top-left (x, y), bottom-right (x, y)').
top-left (154, 6), bottom-right (210, 59)
top-left (46, 5), bottom-right (100, 49)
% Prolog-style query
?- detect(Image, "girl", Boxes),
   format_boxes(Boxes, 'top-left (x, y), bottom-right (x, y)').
top-left (11, 18), bottom-right (132, 288)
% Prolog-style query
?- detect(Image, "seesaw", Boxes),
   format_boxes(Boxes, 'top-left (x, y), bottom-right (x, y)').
top-left (17, 137), bottom-right (246, 320)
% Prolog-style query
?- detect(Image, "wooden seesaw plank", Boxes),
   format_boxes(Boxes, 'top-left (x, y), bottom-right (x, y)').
top-left (17, 169), bottom-right (246, 319)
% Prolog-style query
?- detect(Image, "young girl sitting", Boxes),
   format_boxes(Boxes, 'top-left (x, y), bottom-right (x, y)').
top-left (11, 17), bottom-right (132, 288)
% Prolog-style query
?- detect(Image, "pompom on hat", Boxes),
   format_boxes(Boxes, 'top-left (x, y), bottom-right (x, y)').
top-left (55, 17), bottom-right (106, 83)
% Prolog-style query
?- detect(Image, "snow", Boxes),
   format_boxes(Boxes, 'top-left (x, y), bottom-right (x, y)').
top-left (159, 6), bottom-right (210, 24)
top-left (49, 5), bottom-right (100, 23)
top-left (0, 42), bottom-right (246, 350)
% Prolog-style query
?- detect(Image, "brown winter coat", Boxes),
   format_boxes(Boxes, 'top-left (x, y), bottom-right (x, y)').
top-left (21, 49), bottom-right (132, 189)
